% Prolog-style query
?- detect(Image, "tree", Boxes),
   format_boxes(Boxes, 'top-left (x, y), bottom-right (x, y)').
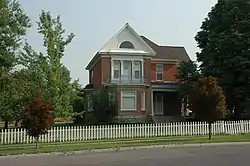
top-left (195, 0), bottom-right (250, 119)
top-left (0, 0), bottom-right (30, 69)
top-left (0, 0), bottom-right (31, 128)
top-left (176, 61), bottom-right (200, 115)
top-left (20, 92), bottom-right (54, 149)
top-left (36, 10), bottom-right (76, 118)
top-left (19, 11), bottom-right (78, 119)
top-left (0, 70), bottom-right (28, 128)
top-left (72, 88), bottom-right (85, 125)
top-left (91, 89), bottom-right (117, 124)
top-left (188, 77), bottom-right (227, 139)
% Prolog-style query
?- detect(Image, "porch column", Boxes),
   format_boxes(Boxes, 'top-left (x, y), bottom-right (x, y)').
top-left (181, 98), bottom-right (186, 116)
top-left (151, 90), bottom-right (154, 116)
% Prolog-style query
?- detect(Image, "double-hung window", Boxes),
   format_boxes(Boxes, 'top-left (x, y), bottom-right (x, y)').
top-left (134, 61), bottom-right (141, 79)
top-left (156, 64), bottom-right (163, 81)
top-left (122, 60), bottom-right (132, 80)
top-left (113, 60), bottom-right (120, 79)
top-left (121, 91), bottom-right (136, 111)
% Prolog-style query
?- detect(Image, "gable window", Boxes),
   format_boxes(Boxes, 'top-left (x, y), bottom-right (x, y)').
top-left (121, 91), bottom-right (136, 111)
top-left (119, 41), bottom-right (134, 49)
top-left (134, 61), bottom-right (141, 79)
top-left (156, 64), bottom-right (163, 81)
top-left (113, 60), bottom-right (121, 79)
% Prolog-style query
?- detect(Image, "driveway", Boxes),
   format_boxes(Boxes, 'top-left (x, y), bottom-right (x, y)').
top-left (0, 143), bottom-right (249, 166)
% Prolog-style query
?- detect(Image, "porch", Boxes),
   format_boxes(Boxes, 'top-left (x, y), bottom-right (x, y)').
top-left (151, 82), bottom-right (183, 117)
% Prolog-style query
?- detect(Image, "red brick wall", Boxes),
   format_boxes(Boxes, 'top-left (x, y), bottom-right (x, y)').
top-left (101, 57), bottom-right (111, 84)
top-left (151, 63), bottom-right (156, 81)
top-left (163, 64), bottom-right (179, 81)
top-left (92, 59), bottom-right (102, 90)
top-left (144, 59), bottom-right (152, 84)
top-left (92, 57), bottom-right (111, 90)
top-left (150, 63), bottom-right (179, 82)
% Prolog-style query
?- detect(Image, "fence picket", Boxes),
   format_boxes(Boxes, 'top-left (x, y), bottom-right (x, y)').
top-left (1, 120), bottom-right (250, 145)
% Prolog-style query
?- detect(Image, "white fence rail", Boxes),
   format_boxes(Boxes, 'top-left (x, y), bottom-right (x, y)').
top-left (1, 120), bottom-right (250, 145)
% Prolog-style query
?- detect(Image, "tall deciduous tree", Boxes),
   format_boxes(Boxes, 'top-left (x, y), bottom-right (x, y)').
top-left (19, 10), bottom-right (78, 119)
top-left (0, 0), bottom-right (31, 128)
top-left (195, 0), bottom-right (250, 118)
top-left (37, 10), bottom-right (76, 118)
top-left (189, 77), bottom-right (227, 139)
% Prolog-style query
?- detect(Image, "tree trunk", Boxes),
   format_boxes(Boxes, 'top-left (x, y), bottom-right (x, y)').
top-left (4, 121), bottom-right (9, 129)
top-left (208, 122), bottom-right (212, 140)
top-left (14, 120), bottom-right (19, 127)
top-left (184, 97), bottom-right (188, 116)
top-left (35, 137), bottom-right (39, 149)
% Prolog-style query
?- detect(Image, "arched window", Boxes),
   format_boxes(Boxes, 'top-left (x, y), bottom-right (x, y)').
top-left (119, 41), bottom-right (134, 49)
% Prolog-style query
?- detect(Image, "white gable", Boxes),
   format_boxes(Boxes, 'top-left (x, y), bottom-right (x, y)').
top-left (98, 23), bottom-right (156, 55)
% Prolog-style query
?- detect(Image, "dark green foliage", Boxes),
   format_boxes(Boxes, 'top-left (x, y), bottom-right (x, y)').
top-left (21, 92), bottom-right (54, 148)
top-left (73, 89), bottom-right (117, 125)
top-left (0, 0), bottom-right (31, 70)
top-left (195, 0), bottom-right (250, 119)
top-left (0, 0), bottom-right (31, 128)
top-left (92, 89), bottom-right (117, 124)
top-left (72, 89), bottom-right (85, 125)
top-left (176, 61), bottom-right (200, 114)
top-left (189, 77), bottom-right (227, 139)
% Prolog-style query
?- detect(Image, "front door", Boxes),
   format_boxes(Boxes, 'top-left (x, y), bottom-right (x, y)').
top-left (153, 93), bottom-right (164, 115)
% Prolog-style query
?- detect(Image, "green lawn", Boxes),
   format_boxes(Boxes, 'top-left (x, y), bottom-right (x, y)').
top-left (0, 134), bottom-right (250, 156)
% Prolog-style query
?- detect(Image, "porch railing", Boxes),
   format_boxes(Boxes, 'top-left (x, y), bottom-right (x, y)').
top-left (109, 76), bottom-right (149, 84)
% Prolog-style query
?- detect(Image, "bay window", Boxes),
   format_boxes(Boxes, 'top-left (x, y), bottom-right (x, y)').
top-left (112, 59), bottom-right (143, 82)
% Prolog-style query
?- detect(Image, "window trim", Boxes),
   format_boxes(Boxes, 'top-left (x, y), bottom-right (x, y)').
top-left (112, 60), bottom-right (121, 80)
top-left (141, 92), bottom-right (145, 111)
top-left (133, 61), bottom-right (141, 80)
top-left (121, 91), bottom-right (137, 111)
top-left (156, 64), bottom-right (164, 81)
top-left (111, 58), bottom-right (144, 82)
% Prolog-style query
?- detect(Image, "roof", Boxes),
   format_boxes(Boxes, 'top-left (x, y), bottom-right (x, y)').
top-left (140, 36), bottom-right (190, 62)
top-left (98, 23), bottom-right (156, 55)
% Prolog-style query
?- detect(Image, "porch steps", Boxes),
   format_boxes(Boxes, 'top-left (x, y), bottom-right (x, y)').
top-left (152, 116), bottom-right (186, 123)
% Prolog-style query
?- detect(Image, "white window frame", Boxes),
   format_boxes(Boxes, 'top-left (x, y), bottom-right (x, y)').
top-left (113, 60), bottom-right (121, 80)
top-left (156, 64), bottom-right (163, 81)
top-left (121, 91), bottom-right (137, 111)
top-left (141, 92), bottom-right (145, 111)
top-left (133, 61), bottom-right (141, 80)
top-left (111, 56), bottom-right (144, 82)
top-left (122, 60), bottom-right (132, 80)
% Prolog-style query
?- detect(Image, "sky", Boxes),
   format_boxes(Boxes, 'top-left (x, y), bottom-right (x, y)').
top-left (19, 0), bottom-right (217, 86)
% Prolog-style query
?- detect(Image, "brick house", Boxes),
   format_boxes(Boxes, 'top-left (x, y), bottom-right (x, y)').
top-left (84, 23), bottom-right (190, 121)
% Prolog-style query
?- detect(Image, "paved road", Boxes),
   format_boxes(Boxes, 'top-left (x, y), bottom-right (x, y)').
top-left (0, 144), bottom-right (249, 166)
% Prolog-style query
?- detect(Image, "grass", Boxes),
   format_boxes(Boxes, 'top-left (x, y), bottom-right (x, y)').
top-left (0, 134), bottom-right (250, 156)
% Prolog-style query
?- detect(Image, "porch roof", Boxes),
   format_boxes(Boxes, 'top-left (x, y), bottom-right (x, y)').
top-left (151, 82), bottom-right (180, 91)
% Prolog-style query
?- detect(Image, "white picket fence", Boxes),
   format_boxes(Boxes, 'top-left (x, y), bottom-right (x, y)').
top-left (1, 120), bottom-right (250, 145)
